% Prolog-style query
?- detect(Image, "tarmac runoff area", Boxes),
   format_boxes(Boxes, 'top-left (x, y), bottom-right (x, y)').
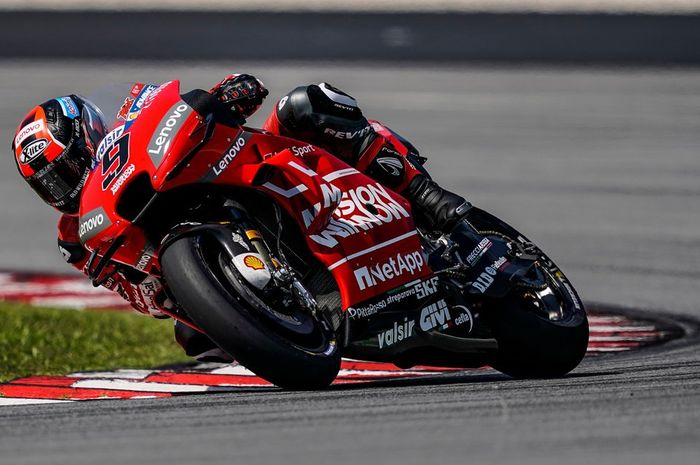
top-left (0, 62), bottom-right (698, 464)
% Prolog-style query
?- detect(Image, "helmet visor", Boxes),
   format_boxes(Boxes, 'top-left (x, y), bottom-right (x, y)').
top-left (26, 144), bottom-right (91, 213)
top-left (79, 97), bottom-right (108, 158)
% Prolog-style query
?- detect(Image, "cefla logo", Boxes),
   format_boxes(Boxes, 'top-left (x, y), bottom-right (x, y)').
top-left (147, 102), bottom-right (192, 165)
top-left (307, 182), bottom-right (410, 248)
top-left (354, 251), bottom-right (425, 291)
top-left (20, 138), bottom-right (49, 164)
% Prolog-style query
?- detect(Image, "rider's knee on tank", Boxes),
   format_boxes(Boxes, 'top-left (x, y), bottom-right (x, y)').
top-left (274, 83), bottom-right (374, 162)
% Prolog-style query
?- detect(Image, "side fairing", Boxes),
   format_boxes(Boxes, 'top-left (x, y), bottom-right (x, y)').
top-left (209, 137), bottom-right (432, 308)
top-left (78, 80), bottom-right (201, 268)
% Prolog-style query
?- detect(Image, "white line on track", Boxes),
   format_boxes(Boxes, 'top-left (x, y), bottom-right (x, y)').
top-left (68, 369), bottom-right (153, 380)
top-left (0, 398), bottom-right (74, 406)
top-left (71, 379), bottom-right (236, 393)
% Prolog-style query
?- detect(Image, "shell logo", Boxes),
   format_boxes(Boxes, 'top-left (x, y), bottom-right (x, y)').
top-left (243, 255), bottom-right (265, 270)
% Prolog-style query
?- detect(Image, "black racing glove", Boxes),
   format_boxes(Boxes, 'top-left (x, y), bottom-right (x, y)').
top-left (210, 74), bottom-right (269, 119)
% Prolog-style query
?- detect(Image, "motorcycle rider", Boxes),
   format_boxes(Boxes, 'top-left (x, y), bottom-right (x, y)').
top-left (11, 74), bottom-right (469, 362)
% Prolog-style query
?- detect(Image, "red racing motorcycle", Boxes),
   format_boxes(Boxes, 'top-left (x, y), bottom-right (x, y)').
top-left (80, 81), bottom-right (588, 389)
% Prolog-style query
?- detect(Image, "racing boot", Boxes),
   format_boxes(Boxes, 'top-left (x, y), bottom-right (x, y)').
top-left (361, 141), bottom-right (471, 233)
top-left (403, 175), bottom-right (471, 233)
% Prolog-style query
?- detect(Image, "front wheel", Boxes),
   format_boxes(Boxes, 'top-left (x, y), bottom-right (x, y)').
top-left (160, 233), bottom-right (341, 389)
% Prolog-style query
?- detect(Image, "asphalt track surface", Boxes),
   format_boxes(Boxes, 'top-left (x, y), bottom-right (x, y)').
top-left (0, 62), bottom-right (699, 464)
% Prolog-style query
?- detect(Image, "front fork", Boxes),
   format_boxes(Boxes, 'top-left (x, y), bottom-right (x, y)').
top-left (224, 203), bottom-right (319, 316)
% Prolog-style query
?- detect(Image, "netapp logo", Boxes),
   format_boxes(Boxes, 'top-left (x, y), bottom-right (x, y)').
top-left (354, 251), bottom-right (425, 291)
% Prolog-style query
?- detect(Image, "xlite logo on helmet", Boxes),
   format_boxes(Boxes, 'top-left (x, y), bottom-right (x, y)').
top-left (354, 251), bottom-right (425, 291)
top-left (20, 138), bottom-right (49, 164)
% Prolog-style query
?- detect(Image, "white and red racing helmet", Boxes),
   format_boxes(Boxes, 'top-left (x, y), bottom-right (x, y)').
top-left (11, 95), bottom-right (107, 214)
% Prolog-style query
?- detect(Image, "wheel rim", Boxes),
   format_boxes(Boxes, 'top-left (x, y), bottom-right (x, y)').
top-left (194, 235), bottom-right (336, 355)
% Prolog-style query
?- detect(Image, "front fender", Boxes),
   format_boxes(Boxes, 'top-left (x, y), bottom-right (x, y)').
top-left (159, 223), bottom-right (239, 260)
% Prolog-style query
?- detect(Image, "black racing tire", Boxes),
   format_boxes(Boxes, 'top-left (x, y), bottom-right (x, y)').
top-left (160, 234), bottom-right (341, 390)
top-left (460, 207), bottom-right (589, 378)
top-left (485, 278), bottom-right (589, 379)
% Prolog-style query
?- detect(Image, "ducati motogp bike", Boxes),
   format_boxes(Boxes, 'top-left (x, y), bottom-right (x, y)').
top-left (79, 81), bottom-right (588, 389)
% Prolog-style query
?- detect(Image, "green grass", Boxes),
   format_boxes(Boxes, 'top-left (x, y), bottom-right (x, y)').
top-left (0, 302), bottom-right (191, 383)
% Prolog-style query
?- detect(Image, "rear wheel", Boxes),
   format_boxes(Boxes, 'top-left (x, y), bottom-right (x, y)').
top-left (161, 233), bottom-right (341, 389)
top-left (485, 267), bottom-right (589, 378)
top-left (458, 208), bottom-right (589, 378)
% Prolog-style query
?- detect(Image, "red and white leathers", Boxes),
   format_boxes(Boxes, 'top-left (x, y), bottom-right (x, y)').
top-left (57, 214), bottom-right (169, 318)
